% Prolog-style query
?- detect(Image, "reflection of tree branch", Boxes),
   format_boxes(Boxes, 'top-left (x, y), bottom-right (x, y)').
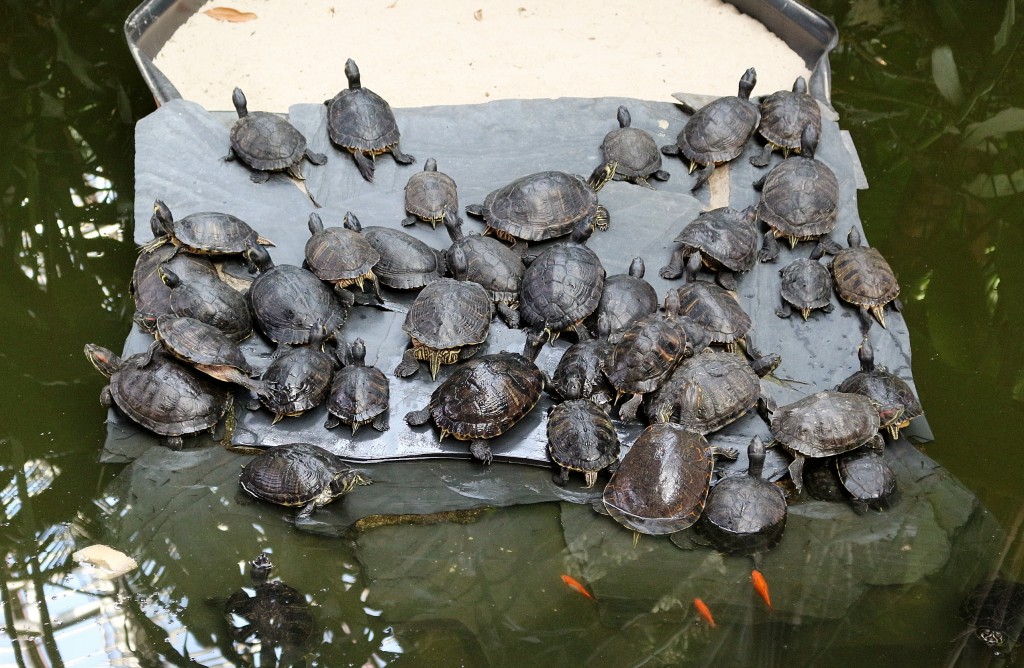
top-left (0, 566), bottom-right (29, 668)
top-left (117, 580), bottom-right (198, 668)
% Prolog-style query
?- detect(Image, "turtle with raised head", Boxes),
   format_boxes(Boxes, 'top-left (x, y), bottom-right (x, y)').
top-left (304, 211), bottom-right (381, 301)
top-left (403, 158), bottom-right (459, 228)
top-left (325, 339), bottom-right (390, 434)
top-left (776, 244), bottom-right (833, 320)
top-left (836, 337), bottom-right (921, 439)
top-left (159, 265), bottom-right (252, 342)
top-left (600, 105), bottom-right (670, 187)
top-left (143, 200), bottom-right (275, 258)
top-left (827, 227), bottom-right (901, 329)
top-left (750, 76), bottom-right (822, 167)
top-left (130, 244), bottom-right (217, 333)
top-left (586, 257), bottom-right (659, 343)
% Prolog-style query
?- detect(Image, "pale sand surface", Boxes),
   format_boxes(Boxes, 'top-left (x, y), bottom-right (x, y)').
top-left (153, 0), bottom-right (812, 111)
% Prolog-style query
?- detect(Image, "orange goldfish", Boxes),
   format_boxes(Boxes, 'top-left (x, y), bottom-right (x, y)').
top-left (693, 597), bottom-right (716, 627)
top-left (561, 574), bottom-right (596, 602)
top-left (752, 569), bottom-right (772, 609)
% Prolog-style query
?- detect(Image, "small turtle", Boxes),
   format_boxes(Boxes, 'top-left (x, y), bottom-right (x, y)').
top-left (129, 244), bottom-right (217, 333)
top-left (547, 399), bottom-right (620, 487)
top-left (325, 339), bottom-right (390, 434)
top-left (827, 227), bottom-right (902, 329)
top-left (662, 67), bottom-right (760, 190)
top-left (750, 76), bottom-right (822, 167)
top-left (520, 217), bottom-right (606, 360)
top-left (395, 277), bottom-right (492, 379)
top-left (147, 315), bottom-right (265, 396)
top-left (465, 162), bottom-right (615, 243)
top-left (361, 221), bottom-right (446, 290)
top-left (159, 265), bottom-right (252, 342)
top-left (960, 578), bottom-right (1024, 655)
top-left (239, 442), bottom-right (371, 518)
top-left (403, 158), bottom-right (459, 228)
top-left (444, 208), bottom-right (525, 328)
top-left (142, 200), bottom-right (274, 257)
top-left (602, 423), bottom-right (738, 535)
top-left (85, 343), bottom-right (231, 450)
top-left (767, 390), bottom-right (883, 494)
top-left (225, 87), bottom-right (327, 183)
top-left (304, 211), bottom-right (381, 301)
top-left (776, 245), bottom-right (834, 320)
top-left (325, 58), bottom-right (414, 182)
top-left (700, 437), bottom-right (788, 558)
top-left (585, 257), bottom-right (659, 343)
top-left (600, 105), bottom-right (670, 187)
top-left (258, 345), bottom-right (336, 423)
top-left (660, 206), bottom-right (759, 290)
top-left (404, 352), bottom-right (545, 465)
top-left (246, 247), bottom-right (349, 347)
top-left (668, 259), bottom-right (753, 353)
top-left (835, 448), bottom-right (899, 512)
top-left (755, 124), bottom-right (840, 262)
top-left (836, 337), bottom-right (922, 439)
top-left (550, 335), bottom-right (614, 405)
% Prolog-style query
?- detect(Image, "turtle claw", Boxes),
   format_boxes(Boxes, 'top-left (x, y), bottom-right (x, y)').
top-left (470, 440), bottom-right (493, 465)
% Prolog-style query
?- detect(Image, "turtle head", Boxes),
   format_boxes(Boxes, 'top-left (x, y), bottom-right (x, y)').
top-left (308, 211), bottom-right (325, 236)
top-left (793, 76), bottom-right (808, 94)
top-left (569, 216), bottom-right (597, 244)
top-left (442, 205), bottom-right (465, 242)
top-left (244, 244), bottom-right (274, 273)
top-left (628, 256), bottom-right (645, 279)
top-left (344, 58), bottom-right (362, 89)
top-left (250, 552), bottom-right (273, 584)
top-left (343, 211), bottom-right (362, 232)
top-left (847, 226), bottom-right (863, 248)
top-left (857, 336), bottom-right (876, 372)
top-left (84, 343), bottom-right (121, 378)
top-left (663, 288), bottom-right (682, 317)
top-left (747, 437), bottom-right (767, 479)
top-left (231, 87), bottom-right (248, 118)
top-left (684, 252), bottom-right (702, 283)
top-left (587, 160), bottom-right (617, 192)
top-left (977, 627), bottom-right (1009, 650)
top-left (616, 105), bottom-right (631, 129)
top-left (738, 67), bottom-right (757, 100)
top-left (424, 158), bottom-right (438, 172)
top-left (799, 124), bottom-right (819, 159)
top-left (150, 200), bottom-right (173, 237)
top-left (448, 244), bottom-right (469, 278)
top-left (750, 352), bottom-right (782, 378)
top-left (348, 338), bottom-right (367, 366)
top-left (157, 264), bottom-right (181, 288)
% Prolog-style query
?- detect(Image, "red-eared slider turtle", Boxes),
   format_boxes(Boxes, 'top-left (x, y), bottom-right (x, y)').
top-left (325, 58), bottom-right (414, 182)
top-left (361, 219), bottom-right (446, 290)
top-left (755, 124), bottom-right (840, 262)
top-left (767, 390), bottom-right (883, 494)
top-left (224, 554), bottom-right (314, 659)
top-left (547, 399), bottom-right (620, 487)
top-left (835, 448), bottom-right (899, 512)
top-left (585, 257), bottom-right (659, 343)
top-left (600, 105), bottom-right (670, 188)
top-left (404, 352), bottom-right (545, 464)
top-left (750, 76), bottom-right (822, 168)
top-left (85, 343), bottom-right (231, 450)
top-left (239, 442), bottom-right (370, 518)
top-left (827, 227), bottom-right (902, 329)
top-left (836, 337), bottom-right (922, 439)
top-left (304, 212), bottom-right (381, 301)
top-left (225, 87), bottom-right (327, 183)
top-left (246, 247), bottom-right (349, 347)
top-left (143, 200), bottom-right (274, 257)
top-left (148, 315), bottom-right (265, 396)
top-left (520, 217), bottom-right (606, 360)
top-left (700, 437), bottom-right (788, 558)
top-left (325, 338), bottom-right (390, 434)
top-left (403, 158), bottom-right (459, 228)
top-left (661, 206), bottom-right (759, 290)
top-left (465, 162), bottom-right (616, 243)
top-left (960, 579), bottom-right (1024, 654)
top-left (159, 265), bottom-right (252, 342)
top-left (130, 244), bottom-right (217, 333)
top-left (668, 261), bottom-right (753, 353)
top-left (258, 345), bottom-right (336, 423)
top-left (550, 335), bottom-right (614, 405)
top-left (395, 277), bottom-right (492, 379)
top-left (776, 245), bottom-right (833, 320)
top-left (662, 67), bottom-right (760, 190)
top-left (602, 423), bottom-right (738, 535)
top-left (444, 208), bottom-right (525, 328)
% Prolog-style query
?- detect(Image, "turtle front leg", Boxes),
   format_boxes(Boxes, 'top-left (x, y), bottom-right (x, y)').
top-left (223, 147), bottom-right (237, 163)
top-left (390, 144), bottom-right (416, 165)
top-left (469, 440), bottom-right (494, 465)
top-left (775, 297), bottom-right (793, 319)
top-left (618, 393), bottom-right (643, 423)
top-left (351, 150), bottom-right (376, 182)
top-left (496, 301), bottom-right (520, 329)
top-left (135, 340), bottom-right (162, 368)
top-left (394, 349), bottom-right (421, 378)
top-left (552, 466), bottom-right (570, 487)
top-left (788, 453), bottom-right (807, 494)
top-left (632, 176), bottom-right (654, 189)
top-left (304, 148), bottom-right (328, 166)
top-left (372, 412), bottom-right (390, 433)
top-left (716, 270), bottom-right (739, 292)
top-left (652, 169), bottom-right (671, 182)
top-left (404, 403), bottom-right (432, 427)
top-left (749, 143), bottom-right (775, 168)
top-left (690, 162), bottom-right (715, 191)
top-left (660, 247), bottom-right (687, 280)
top-left (99, 385), bottom-right (114, 408)
top-left (758, 231), bottom-right (781, 263)
top-left (333, 285), bottom-right (356, 309)
top-left (401, 214), bottom-right (419, 227)
top-left (296, 500), bottom-right (317, 520)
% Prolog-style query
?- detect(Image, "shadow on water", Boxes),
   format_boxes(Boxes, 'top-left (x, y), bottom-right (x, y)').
top-left (0, 0), bottom-right (1023, 666)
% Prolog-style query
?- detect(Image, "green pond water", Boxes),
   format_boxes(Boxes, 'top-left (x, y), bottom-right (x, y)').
top-left (1, 0), bottom-right (1023, 666)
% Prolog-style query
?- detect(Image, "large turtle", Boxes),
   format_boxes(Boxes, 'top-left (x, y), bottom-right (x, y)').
top-left (836, 336), bottom-right (922, 439)
top-left (225, 87), bottom-right (326, 183)
top-left (660, 206), bottom-right (759, 290)
top-left (776, 245), bottom-right (833, 320)
top-left (585, 257), bottom-right (659, 343)
top-left (325, 339), bottom-right (390, 434)
top-left (361, 220), bottom-right (446, 290)
top-left (547, 399), bottom-right (620, 488)
top-left (258, 345), bottom-right (336, 423)
top-left (325, 58), bottom-right (414, 182)
top-left (129, 244), bottom-right (217, 333)
top-left (750, 76), bottom-right (822, 167)
top-left (405, 352), bottom-right (545, 465)
top-left (662, 67), bottom-right (760, 190)
top-left (826, 227), bottom-right (902, 329)
top-left (668, 258), bottom-right (753, 353)
top-left (465, 162), bottom-right (615, 243)
top-left (147, 315), bottom-right (265, 396)
top-left (85, 343), bottom-right (231, 450)
top-left (304, 211), bottom-right (381, 301)
top-left (159, 265), bottom-right (252, 342)
top-left (143, 200), bottom-right (274, 257)
top-left (600, 105), bottom-right (670, 187)
top-left (403, 158), bottom-right (459, 228)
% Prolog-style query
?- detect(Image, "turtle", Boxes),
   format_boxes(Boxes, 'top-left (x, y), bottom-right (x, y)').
top-left (325, 338), bottom-right (390, 434)
top-left (146, 315), bottom-right (265, 396)
top-left (519, 217), bottom-right (606, 360)
top-left (360, 219), bottom-right (446, 290)
top-left (403, 158), bottom-right (460, 228)
top-left (404, 352), bottom-right (545, 465)
top-left (647, 348), bottom-right (780, 434)
top-left (836, 336), bottom-right (922, 439)
top-left (325, 58), bottom-right (415, 182)
top-left (585, 257), bottom-right (659, 343)
top-left (550, 335), bottom-right (614, 405)
top-left (668, 258), bottom-right (753, 353)
top-left (546, 399), bottom-right (620, 488)
top-left (826, 227), bottom-right (902, 329)
top-left (304, 211), bottom-right (381, 302)
top-left (246, 246), bottom-right (349, 347)
top-left (602, 423), bottom-right (738, 535)
top-left (699, 437), bottom-right (788, 559)
top-left (661, 67), bottom-right (760, 190)
top-left (394, 277), bottom-right (492, 379)
top-left (660, 206), bottom-right (759, 290)
top-left (142, 199), bottom-right (274, 257)
top-left (600, 105), bottom-right (670, 187)
top-left (776, 244), bottom-right (834, 320)
top-left (129, 244), bottom-right (217, 333)
top-left (959, 578), bottom-right (1024, 655)
top-left (225, 87), bottom-right (327, 183)
top-left (84, 343), bottom-right (231, 450)
top-left (258, 345), bottom-right (336, 423)
top-left (464, 162), bottom-right (616, 243)
top-left (750, 76), bottom-right (823, 167)
top-left (767, 390), bottom-right (883, 494)
top-left (239, 442), bottom-right (371, 518)
top-left (834, 448), bottom-right (899, 512)
top-left (159, 265), bottom-right (252, 342)
top-left (755, 124), bottom-right (841, 262)
top-left (444, 208), bottom-right (525, 328)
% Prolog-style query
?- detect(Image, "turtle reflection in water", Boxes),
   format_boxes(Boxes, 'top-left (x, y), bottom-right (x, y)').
top-left (224, 553), bottom-right (315, 667)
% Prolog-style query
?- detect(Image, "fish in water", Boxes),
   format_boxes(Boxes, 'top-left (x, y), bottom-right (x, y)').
top-left (561, 574), bottom-right (596, 602)
top-left (693, 597), bottom-right (716, 627)
top-left (752, 569), bottom-right (772, 609)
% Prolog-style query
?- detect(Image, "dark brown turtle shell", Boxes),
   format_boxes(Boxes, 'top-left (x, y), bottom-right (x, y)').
top-left (551, 338), bottom-right (614, 404)
top-left (223, 555), bottom-right (315, 649)
top-left (397, 278), bottom-right (492, 378)
top-left (248, 262), bottom-right (348, 347)
top-left (404, 158), bottom-right (458, 227)
top-left (155, 315), bottom-right (254, 377)
top-left (547, 399), bottom-right (620, 488)
top-left (669, 282), bottom-right (752, 350)
top-left (751, 76), bottom-right (822, 166)
top-left (239, 443), bottom-right (370, 513)
top-left (161, 266), bottom-right (252, 342)
top-left (831, 228), bottom-right (901, 328)
top-left (835, 449), bottom-right (898, 511)
top-left (445, 215), bottom-right (525, 327)
top-left (677, 68), bottom-right (760, 166)
top-left (600, 106), bottom-right (668, 186)
top-left (258, 346), bottom-right (336, 422)
top-left (770, 391), bottom-right (880, 458)
top-left (362, 225), bottom-right (445, 289)
top-left (605, 313), bottom-right (689, 398)
top-left (777, 254), bottom-right (833, 320)
top-left (130, 244), bottom-right (217, 332)
top-left (325, 340), bottom-right (390, 434)
top-left (665, 206), bottom-right (759, 277)
top-left (959, 579), bottom-right (1024, 652)
top-left (147, 200), bottom-right (273, 255)
top-left (585, 257), bottom-right (658, 343)
top-left (836, 338), bottom-right (921, 439)
top-left (757, 149), bottom-right (839, 247)
top-left (648, 350), bottom-right (760, 433)
top-left (304, 212), bottom-right (380, 290)
top-left (228, 87), bottom-right (324, 180)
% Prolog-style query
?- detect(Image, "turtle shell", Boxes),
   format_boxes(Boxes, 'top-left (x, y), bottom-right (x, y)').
top-left (601, 109), bottom-right (663, 180)
top-left (551, 338), bottom-right (614, 404)
top-left (248, 264), bottom-right (348, 346)
top-left (960, 579), bottom-right (1024, 651)
top-left (648, 350), bottom-right (760, 433)
top-left (831, 245), bottom-right (900, 313)
top-left (305, 223), bottom-right (380, 285)
top-left (326, 360), bottom-right (390, 431)
top-left (837, 366), bottom-right (922, 438)
top-left (405, 159), bottom-right (458, 224)
top-left (130, 245), bottom-right (217, 331)
top-left (259, 346), bottom-right (335, 420)
top-left (756, 78), bottom-right (822, 155)
top-left (230, 111), bottom-right (308, 172)
top-left (520, 241), bottom-right (605, 335)
top-left (477, 171), bottom-right (600, 241)
top-left (585, 258), bottom-right (658, 343)
top-left (403, 278), bottom-right (492, 350)
top-left (325, 83), bottom-right (400, 154)
top-left (605, 313), bottom-right (689, 396)
top-left (239, 443), bottom-right (367, 508)
top-left (779, 257), bottom-right (833, 317)
top-left (156, 315), bottom-right (253, 376)
top-left (674, 207), bottom-right (758, 273)
top-left (547, 399), bottom-right (620, 487)
top-left (447, 235), bottom-right (525, 304)
top-left (679, 92), bottom-right (760, 165)
top-left (670, 282), bottom-right (752, 349)
top-left (362, 226), bottom-right (445, 289)
top-left (770, 390), bottom-right (880, 458)
top-left (602, 423), bottom-right (715, 535)
top-left (158, 210), bottom-right (267, 255)
top-left (224, 574), bottom-right (314, 648)
top-left (165, 269), bottom-right (252, 342)
top-left (758, 156), bottom-right (839, 242)
top-left (835, 449), bottom-right (898, 510)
